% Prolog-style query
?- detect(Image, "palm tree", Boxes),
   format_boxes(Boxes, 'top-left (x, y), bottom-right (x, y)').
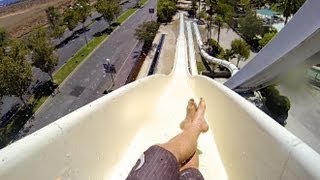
top-left (205, 0), bottom-right (217, 16)
top-left (213, 15), bottom-right (223, 43)
top-left (214, 2), bottom-right (234, 43)
top-left (278, 0), bottom-right (305, 24)
top-left (205, 15), bottom-right (214, 42)
top-left (230, 39), bottom-right (250, 68)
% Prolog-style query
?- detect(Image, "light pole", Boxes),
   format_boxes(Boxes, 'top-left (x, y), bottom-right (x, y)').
top-left (104, 58), bottom-right (116, 87)
top-left (149, 8), bottom-right (155, 20)
top-left (199, 0), bottom-right (201, 18)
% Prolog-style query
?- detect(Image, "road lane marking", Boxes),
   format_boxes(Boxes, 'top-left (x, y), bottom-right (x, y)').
top-left (106, 40), bottom-right (140, 90)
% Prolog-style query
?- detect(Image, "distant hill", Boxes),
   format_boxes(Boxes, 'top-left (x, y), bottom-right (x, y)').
top-left (0, 0), bottom-right (74, 38)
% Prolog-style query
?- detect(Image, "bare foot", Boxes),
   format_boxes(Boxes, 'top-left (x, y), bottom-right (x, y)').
top-left (180, 99), bottom-right (197, 130)
top-left (193, 98), bottom-right (209, 133)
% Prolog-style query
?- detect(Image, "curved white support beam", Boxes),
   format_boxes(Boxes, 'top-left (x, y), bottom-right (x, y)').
top-left (192, 22), bottom-right (239, 76)
top-left (1, 13), bottom-right (320, 180)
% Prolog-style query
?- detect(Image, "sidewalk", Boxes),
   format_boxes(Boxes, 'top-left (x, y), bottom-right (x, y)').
top-left (112, 41), bottom-right (143, 90)
top-left (137, 14), bottom-right (180, 78)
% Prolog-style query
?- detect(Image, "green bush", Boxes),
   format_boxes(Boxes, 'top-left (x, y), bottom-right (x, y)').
top-left (208, 38), bottom-right (224, 57)
top-left (265, 95), bottom-right (291, 116)
top-left (260, 85), bottom-right (280, 97)
top-left (157, 0), bottom-right (177, 23)
top-left (198, 10), bottom-right (207, 20)
top-left (238, 11), bottom-right (264, 41)
top-left (259, 32), bottom-right (277, 48)
top-left (188, 0), bottom-right (197, 18)
top-left (261, 85), bottom-right (291, 118)
top-left (134, 21), bottom-right (160, 52)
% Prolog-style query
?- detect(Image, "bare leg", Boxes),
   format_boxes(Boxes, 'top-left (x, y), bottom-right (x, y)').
top-left (159, 98), bottom-right (208, 163)
top-left (180, 150), bottom-right (199, 172)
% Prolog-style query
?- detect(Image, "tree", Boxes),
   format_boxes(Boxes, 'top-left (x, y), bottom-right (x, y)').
top-left (0, 54), bottom-right (32, 105)
top-left (213, 16), bottom-right (223, 43)
top-left (188, 0), bottom-right (198, 18)
top-left (238, 11), bottom-right (264, 42)
top-left (6, 39), bottom-right (29, 62)
top-left (52, 25), bottom-right (66, 40)
top-left (250, 0), bottom-right (264, 8)
top-left (214, 2), bottom-right (234, 43)
top-left (230, 39), bottom-right (250, 67)
top-left (63, 8), bottom-right (79, 32)
top-left (220, 48), bottom-right (234, 61)
top-left (205, 0), bottom-right (217, 16)
top-left (260, 85), bottom-right (291, 125)
top-left (0, 28), bottom-right (9, 110)
top-left (28, 28), bottom-right (58, 82)
top-left (46, 6), bottom-right (61, 26)
top-left (0, 28), bottom-right (9, 51)
top-left (239, 0), bottom-right (249, 7)
top-left (277, 0), bottom-right (305, 24)
top-left (95, 0), bottom-right (121, 26)
top-left (205, 15), bottom-right (214, 42)
top-left (204, 0), bottom-right (217, 41)
top-left (134, 21), bottom-right (159, 51)
top-left (157, 0), bottom-right (177, 23)
top-left (75, 0), bottom-right (92, 45)
top-left (259, 31), bottom-right (277, 48)
top-left (46, 6), bottom-right (65, 39)
top-left (208, 38), bottom-right (224, 57)
top-left (198, 10), bottom-right (207, 20)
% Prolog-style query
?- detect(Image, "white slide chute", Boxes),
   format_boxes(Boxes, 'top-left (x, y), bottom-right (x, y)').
top-left (192, 22), bottom-right (239, 76)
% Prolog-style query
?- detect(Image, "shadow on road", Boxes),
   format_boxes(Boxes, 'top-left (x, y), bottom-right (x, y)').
top-left (32, 81), bottom-right (58, 99)
top-left (93, 27), bottom-right (114, 37)
top-left (92, 15), bottom-right (103, 22)
top-left (55, 27), bottom-right (91, 49)
top-left (93, 22), bottom-right (120, 37)
top-left (0, 103), bottom-right (20, 128)
top-left (0, 81), bottom-right (59, 149)
top-left (0, 104), bottom-right (34, 149)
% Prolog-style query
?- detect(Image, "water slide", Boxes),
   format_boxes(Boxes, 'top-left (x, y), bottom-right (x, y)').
top-left (192, 21), bottom-right (239, 76)
top-left (1, 14), bottom-right (320, 180)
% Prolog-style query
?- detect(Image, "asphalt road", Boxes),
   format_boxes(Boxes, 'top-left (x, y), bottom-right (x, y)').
top-left (15, 0), bottom-right (157, 140)
top-left (0, 0), bottom-right (136, 116)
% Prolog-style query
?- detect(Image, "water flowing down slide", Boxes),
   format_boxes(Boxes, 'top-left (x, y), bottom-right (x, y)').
top-left (0, 14), bottom-right (320, 180)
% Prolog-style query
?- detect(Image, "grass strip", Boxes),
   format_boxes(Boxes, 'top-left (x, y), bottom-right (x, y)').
top-left (140, 0), bottom-right (149, 5)
top-left (33, 96), bottom-right (48, 113)
top-left (55, 7), bottom-right (142, 85)
top-left (117, 8), bottom-right (137, 24)
top-left (196, 60), bottom-right (206, 73)
top-left (53, 34), bottom-right (107, 84)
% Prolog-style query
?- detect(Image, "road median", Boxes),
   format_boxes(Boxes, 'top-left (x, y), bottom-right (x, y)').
top-left (35, 6), bottom-right (145, 113)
